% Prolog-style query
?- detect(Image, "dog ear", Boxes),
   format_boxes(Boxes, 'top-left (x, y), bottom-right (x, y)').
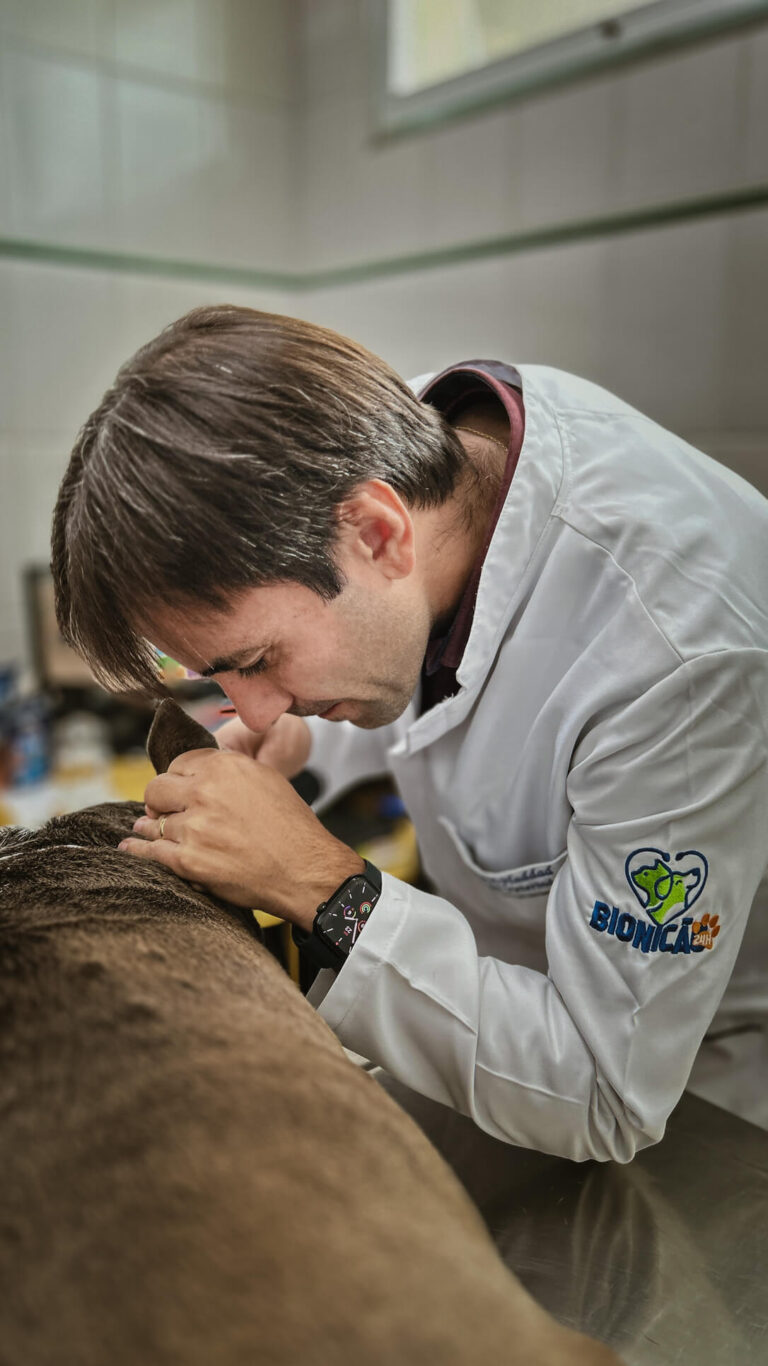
top-left (144, 701), bottom-right (263, 940)
top-left (146, 699), bottom-right (219, 775)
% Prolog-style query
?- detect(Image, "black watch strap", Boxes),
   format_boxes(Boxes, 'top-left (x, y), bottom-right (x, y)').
top-left (292, 859), bottom-right (382, 971)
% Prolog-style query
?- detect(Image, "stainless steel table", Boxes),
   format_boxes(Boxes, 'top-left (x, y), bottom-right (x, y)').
top-left (375, 1076), bottom-right (768, 1364)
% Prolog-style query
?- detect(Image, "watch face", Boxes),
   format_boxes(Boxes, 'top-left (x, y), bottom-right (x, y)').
top-left (320, 874), bottom-right (378, 954)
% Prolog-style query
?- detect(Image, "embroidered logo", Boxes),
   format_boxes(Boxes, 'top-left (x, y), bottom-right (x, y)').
top-left (625, 848), bottom-right (708, 924)
top-left (588, 847), bottom-right (719, 955)
top-left (690, 912), bottom-right (720, 950)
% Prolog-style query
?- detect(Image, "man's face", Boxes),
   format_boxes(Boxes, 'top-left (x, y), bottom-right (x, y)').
top-left (144, 558), bottom-right (432, 734)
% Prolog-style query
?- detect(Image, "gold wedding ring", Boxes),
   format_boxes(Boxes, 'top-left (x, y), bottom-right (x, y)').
top-left (158, 815), bottom-right (167, 839)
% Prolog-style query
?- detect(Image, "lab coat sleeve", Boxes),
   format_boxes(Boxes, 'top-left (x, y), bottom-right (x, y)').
top-left (308, 651), bottom-right (768, 1162)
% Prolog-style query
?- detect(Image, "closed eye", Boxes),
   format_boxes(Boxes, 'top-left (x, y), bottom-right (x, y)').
top-left (237, 657), bottom-right (268, 678)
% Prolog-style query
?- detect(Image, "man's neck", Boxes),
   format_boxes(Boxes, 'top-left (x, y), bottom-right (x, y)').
top-left (452, 396), bottom-right (510, 451)
top-left (417, 417), bottom-right (510, 635)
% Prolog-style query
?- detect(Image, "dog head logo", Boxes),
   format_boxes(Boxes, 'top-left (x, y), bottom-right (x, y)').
top-left (625, 848), bottom-right (708, 926)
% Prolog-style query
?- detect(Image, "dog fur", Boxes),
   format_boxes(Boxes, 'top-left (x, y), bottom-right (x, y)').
top-left (0, 700), bottom-right (620, 1365)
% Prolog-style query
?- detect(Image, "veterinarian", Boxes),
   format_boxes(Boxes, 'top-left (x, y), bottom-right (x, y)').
top-left (52, 306), bottom-right (768, 1161)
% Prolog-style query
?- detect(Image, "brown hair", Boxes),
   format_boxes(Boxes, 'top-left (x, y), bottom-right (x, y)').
top-left (51, 305), bottom-right (469, 695)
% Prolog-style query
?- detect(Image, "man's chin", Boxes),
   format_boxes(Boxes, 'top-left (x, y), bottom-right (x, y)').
top-left (297, 693), bottom-right (412, 729)
top-left (346, 696), bottom-right (411, 730)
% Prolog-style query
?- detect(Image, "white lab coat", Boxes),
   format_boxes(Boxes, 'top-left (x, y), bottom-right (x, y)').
top-left (304, 365), bottom-right (768, 1162)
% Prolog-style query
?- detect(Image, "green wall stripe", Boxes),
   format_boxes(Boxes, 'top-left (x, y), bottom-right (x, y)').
top-left (1, 184), bottom-right (767, 293)
top-left (302, 185), bottom-right (768, 288)
top-left (0, 237), bottom-right (299, 291)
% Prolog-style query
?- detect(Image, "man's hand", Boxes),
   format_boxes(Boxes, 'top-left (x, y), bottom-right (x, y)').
top-left (117, 747), bottom-right (363, 930)
top-left (215, 713), bottom-right (311, 778)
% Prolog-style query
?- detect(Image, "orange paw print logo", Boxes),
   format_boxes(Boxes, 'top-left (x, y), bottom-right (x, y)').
top-left (691, 912), bottom-right (720, 950)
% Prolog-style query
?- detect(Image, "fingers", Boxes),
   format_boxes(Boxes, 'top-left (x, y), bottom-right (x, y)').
top-left (132, 813), bottom-right (182, 843)
top-left (254, 732), bottom-right (282, 769)
top-left (144, 772), bottom-right (191, 814)
top-left (167, 747), bottom-right (222, 776)
top-left (214, 717), bottom-right (264, 758)
top-left (117, 834), bottom-right (180, 869)
top-left (255, 714), bottom-right (311, 777)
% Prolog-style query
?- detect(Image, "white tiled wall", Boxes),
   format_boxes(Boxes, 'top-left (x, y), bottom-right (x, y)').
top-left (1, 48), bottom-right (111, 247)
top-left (298, 5), bottom-right (768, 268)
top-left (0, 0), bottom-right (299, 267)
top-left (0, 0), bottom-right (298, 667)
top-left (0, 255), bottom-right (294, 665)
top-left (296, 1), bottom-right (767, 499)
top-left (300, 204), bottom-right (768, 500)
top-left (0, 0), bottom-right (766, 671)
top-left (0, 0), bottom-right (114, 62)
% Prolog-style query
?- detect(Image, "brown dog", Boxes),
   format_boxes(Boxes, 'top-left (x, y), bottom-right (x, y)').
top-left (0, 700), bottom-right (621, 1365)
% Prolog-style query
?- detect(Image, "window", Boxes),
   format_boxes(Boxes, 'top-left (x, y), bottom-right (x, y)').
top-left (371, 0), bottom-right (768, 134)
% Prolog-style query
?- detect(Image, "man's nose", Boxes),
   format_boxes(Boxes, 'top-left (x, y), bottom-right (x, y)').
top-left (224, 677), bottom-right (293, 732)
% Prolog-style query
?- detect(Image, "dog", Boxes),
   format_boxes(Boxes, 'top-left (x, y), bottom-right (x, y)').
top-left (0, 699), bottom-right (621, 1365)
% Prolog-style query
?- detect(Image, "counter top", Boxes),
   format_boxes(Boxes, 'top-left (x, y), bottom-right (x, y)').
top-left (374, 1077), bottom-right (768, 1364)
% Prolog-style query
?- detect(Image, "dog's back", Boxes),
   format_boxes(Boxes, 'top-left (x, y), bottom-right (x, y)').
top-left (0, 705), bottom-right (619, 1366)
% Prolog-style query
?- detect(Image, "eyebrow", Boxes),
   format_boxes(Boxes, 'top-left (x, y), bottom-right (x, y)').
top-left (197, 645), bottom-right (267, 678)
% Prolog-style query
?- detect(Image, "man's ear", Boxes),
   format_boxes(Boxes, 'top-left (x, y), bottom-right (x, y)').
top-left (336, 480), bottom-right (415, 578)
top-left (146, 698), bottom-right (219, 775)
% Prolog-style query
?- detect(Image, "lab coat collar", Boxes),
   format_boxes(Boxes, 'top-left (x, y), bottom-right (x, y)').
top-left (398, 365), bottom-right (565, 755)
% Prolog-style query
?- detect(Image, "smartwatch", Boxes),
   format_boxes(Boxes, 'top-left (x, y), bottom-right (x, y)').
top-left (291, 859), bottom-right (382, 971)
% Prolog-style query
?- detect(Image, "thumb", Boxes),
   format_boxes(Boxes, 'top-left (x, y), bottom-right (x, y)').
top-left (253, 714), bottom-right (311, 778)
top-left (214, 716), bottom-right (266, 760)
top-left (254, 727), bottom-right (285, 770)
